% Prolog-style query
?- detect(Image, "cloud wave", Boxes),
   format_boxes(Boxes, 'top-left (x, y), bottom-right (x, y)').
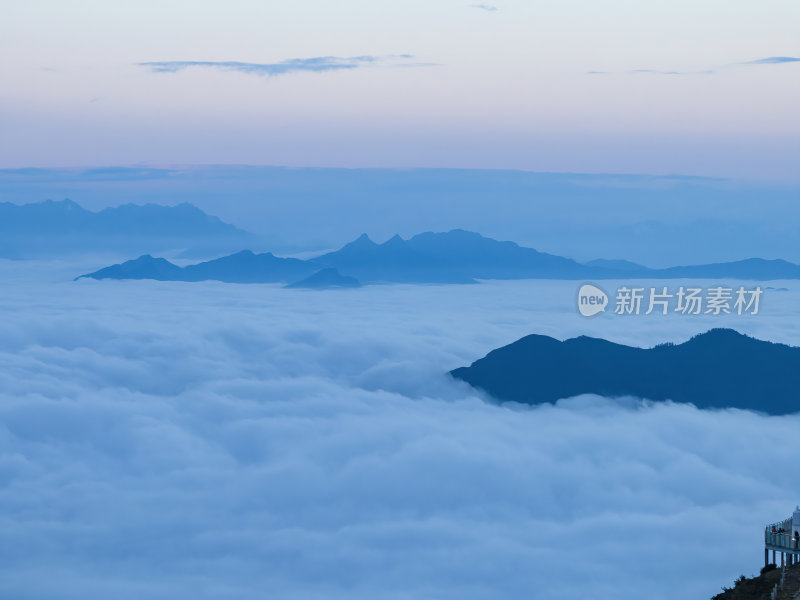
top-left (1, 262), bottom-right (800, 599)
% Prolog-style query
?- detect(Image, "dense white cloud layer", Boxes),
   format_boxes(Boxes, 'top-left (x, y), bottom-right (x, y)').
top-left (1, 260), bottom-right (798, 599)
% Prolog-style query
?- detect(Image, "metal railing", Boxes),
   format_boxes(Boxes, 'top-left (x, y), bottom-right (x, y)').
top-left (766, 517), bottom-right (799, 550)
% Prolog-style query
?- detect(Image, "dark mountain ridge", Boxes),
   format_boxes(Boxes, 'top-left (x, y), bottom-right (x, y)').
top-left (450, 329), bottom-right (800, 415)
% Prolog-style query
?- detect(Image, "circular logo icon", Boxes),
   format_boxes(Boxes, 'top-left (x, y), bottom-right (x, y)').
top-left (577, 283), bottom-right (608, 317)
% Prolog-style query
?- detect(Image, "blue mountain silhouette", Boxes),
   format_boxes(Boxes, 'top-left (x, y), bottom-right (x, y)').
top-left (0, 199), bottom-right (253, 258)
top-left (583, 258), bottom-right (649, 273)
top-left (450, 329), bottom-right (800, 414)
top-left (78, 251), bottom-right (320, 284)
top-left (77, 229), bottom-right (800, 284)
top-left (77, 254), bottom-right (184, 280)
top-left (651, 258), bottom-right (800, 279)
top-left (180, 250), bottom-right (317, 283)
top-left (316, 229), bottom-right (591, 282)
top-left (285, 268), bottom-right (361, 289)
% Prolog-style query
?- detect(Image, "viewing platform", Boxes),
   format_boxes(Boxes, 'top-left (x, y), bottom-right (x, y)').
top-left (764, 507), bottom-right (800, 568)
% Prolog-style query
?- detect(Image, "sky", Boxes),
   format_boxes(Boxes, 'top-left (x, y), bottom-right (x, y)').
top-left (3, 4), bottom-right (800, 597)
top-left (2, 0), bottom-right (799, 180)
top-left (1, 260), bottom-right (799, 599)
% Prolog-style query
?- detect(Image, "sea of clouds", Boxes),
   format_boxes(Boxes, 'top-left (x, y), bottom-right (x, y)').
top-left (1, 259), bottom-right (799, 599)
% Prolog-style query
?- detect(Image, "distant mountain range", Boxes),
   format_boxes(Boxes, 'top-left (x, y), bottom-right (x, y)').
top-left (450, 329), bottom-right (800, 414)
top-left (77, 228), bottom-right (800, 286)
top-left (286, 268), bottom-right (361, 289)
top-left (7, 199), bottom-right (800, 282)
top-left (4, 165), bottom-right (799, 267)
top-left (0, 199), bottom-right (254, 258)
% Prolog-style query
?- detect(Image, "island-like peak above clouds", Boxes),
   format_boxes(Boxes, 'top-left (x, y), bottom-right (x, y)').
top-left (77, 250), bottom-right (321, 284)
top-left (180, 250), bottom-right (317, 283)
top-left (75, 254), bottom-right (184, 281)
top-left (316, 229), bottom-right (589, 282)
top-left (285, 268), bottom-right (362, 290)
top-left (77, 228), bottom-right (800, 285)
top-left (450, 329), bottom-right (800, 415)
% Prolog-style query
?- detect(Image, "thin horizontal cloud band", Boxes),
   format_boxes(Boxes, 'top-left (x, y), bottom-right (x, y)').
top-left (743, 56), bottom-right (800, 64)
top-left (138, 55), bottom-right (431, 77)
top-left (588, 56), bottom-right (800, 75)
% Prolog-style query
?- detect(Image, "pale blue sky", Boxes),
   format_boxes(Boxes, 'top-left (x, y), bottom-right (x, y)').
top-left (2, 0), bottom-right (798, 179)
